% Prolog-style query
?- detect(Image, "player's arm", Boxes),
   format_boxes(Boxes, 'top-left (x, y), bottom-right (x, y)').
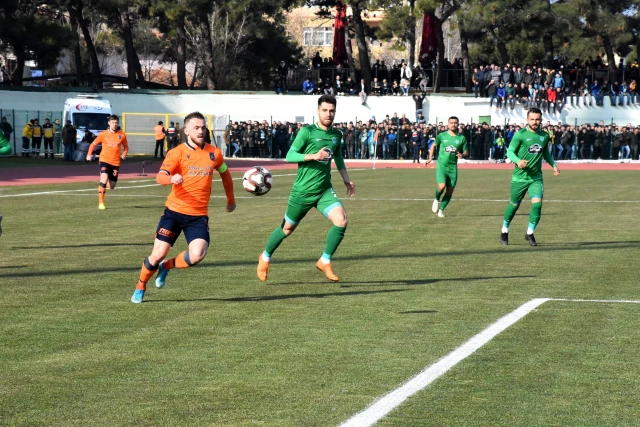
top-left (216, 161), bottom-right (236, 212)
top-left (121, 134), bottom-right (129, 160)
top-left (156, 150), bottom-right (181, 185)
top-left (506, 134), bottom-right (525, 167)
top-left (542, 141), bottom-right (560, 175)
top-left (426, 134), bottom-right (440, 164)
top-left (86, 133), bottom-right (103, 160)
top-left (458, 138), bottom-right (469, 159)
top-left (333, 139), bottom-right (355, 196)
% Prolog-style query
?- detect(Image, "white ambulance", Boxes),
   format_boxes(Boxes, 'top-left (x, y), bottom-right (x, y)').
top-left (63, 94), bottom-right (112, 159)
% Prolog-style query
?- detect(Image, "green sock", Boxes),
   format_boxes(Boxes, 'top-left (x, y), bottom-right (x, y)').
top-left (323, 225), bottom-right (347, 259)
top-left (264, 226), bottom-right (287, 257)
top-left (529, 202), bottom-right (542, 230)
top-left (503, 202), bottom-right (520, 226)
top-left (435, 188), bottom-right (442, 200)
top-left (440, 192), bottom-right (452, 211)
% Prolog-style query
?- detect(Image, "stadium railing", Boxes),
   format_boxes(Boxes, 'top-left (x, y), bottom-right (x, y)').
top-left (0, 109), bottom-right (63, 156)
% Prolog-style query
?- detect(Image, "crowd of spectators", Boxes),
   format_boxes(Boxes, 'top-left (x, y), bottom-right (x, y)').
top-left (290, 53), bottom-right (640, 108)
top-left (222, 116), bottom-right (640, 162)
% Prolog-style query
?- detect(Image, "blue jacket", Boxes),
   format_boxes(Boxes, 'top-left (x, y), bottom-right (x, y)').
top-left (590, 83), bottom-right (601, 95)
top-left (303, 80), bottom-right (314, 92)
top-left (497, 87), bottom-right (506, 98)
top-left (553, 77), bottom-right (564, 89)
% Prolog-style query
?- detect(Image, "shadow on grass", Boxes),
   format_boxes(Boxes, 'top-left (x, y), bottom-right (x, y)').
top-left (400, 310), bottom-right (438, 314)
top-left (4, 240), bottom-right (640, 279)
top-left (337, 275), bottom-right (535, 288)
top-left (0, 265), bottom-right (28, 269)
top-left (12, 242), bottom-right (150, 250)
top-left (144, 288), bottom-right (409, 303)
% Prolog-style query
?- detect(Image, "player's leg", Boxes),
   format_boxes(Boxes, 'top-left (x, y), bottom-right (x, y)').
top-left (500, 180), bottom-right (528, 245)
top-left (433, 166), bottom-right (447, 213)
top-left (131, 238), bottom-right (173, 303)
top-left (525, 181), bottom-right (544, 246)
top-left (158, 215), bottom-right (210, 285)
top-left (315, 189), bottom-right (346, 282)
top-left (258, 195), bottom-right (312, 281)
top-left (438, 171), bottom-right (457, 217)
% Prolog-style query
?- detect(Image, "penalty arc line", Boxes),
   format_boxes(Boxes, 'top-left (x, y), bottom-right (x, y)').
top-left (338, 297), bottom-right (640, 427)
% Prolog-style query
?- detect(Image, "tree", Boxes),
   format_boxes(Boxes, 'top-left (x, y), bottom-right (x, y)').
top-left (571, 0), bottom-right (639, 82)
top-left (0, 0), bottom-right (73, 85)
top-left (374, 0), bottom-right (418, 68)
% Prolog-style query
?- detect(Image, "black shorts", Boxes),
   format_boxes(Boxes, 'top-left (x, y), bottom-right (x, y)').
top-left (155, 208), bottom-right (210, 246)
top-left (99, 162), bottom-right (120, 182)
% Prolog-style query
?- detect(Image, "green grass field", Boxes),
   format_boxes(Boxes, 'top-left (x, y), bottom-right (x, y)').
top-left (1, 168), bottom-right (640, 426)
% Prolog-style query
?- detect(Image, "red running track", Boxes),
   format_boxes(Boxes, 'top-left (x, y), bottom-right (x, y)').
top-left (1, 158), bottom-right (639, 187)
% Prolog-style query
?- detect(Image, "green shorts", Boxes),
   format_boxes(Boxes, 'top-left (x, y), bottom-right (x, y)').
top-left (510, 179), bottom-right (544, 204)
top-left (284, 188), bottom-right (343, 225)
top-left (436, 166), bottom-right (458, 188)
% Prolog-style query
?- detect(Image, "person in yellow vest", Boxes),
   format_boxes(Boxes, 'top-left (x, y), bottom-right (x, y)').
top-left (31, 119), bottom-right (43, 158)
top-left (21, 119), bottom-right (34, 157)
top-left (154, 121), bottom-right (166, 158)
top-left (42, 118), bottom-right (55, 158)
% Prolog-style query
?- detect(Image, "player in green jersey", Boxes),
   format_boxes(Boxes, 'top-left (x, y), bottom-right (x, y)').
top-left (425, 116), bottom-right (468, 217)
top-left (500, 108), bottom-right (560, 246)
top-left (257, 95), bottom-right (356, 282)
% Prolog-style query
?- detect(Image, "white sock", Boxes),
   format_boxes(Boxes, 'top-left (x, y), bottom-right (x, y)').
top-left (438, 209), bottom-right (444, 214)
top-left (501, 226), bottom-right (509, 233)
top-left (526, 228), bottom-right (534, 235)
top-left (320, 257), bottom-right (331, 265)
top-left (261, 253), bottom-right (271, 262)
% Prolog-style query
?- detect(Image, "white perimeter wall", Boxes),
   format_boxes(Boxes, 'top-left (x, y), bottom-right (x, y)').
top-left (1, 90), bottom-right (638, 127)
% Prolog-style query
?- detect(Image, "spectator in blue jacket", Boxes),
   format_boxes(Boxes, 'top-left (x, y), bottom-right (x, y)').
top-left (496, 82), bottom-right (506, 110)
top-left (302, 78), bottom-right (314, 94)
top-left (590, 80), bottom-right (603, 106)
top-left (553, 73), bottom-right (565, 89)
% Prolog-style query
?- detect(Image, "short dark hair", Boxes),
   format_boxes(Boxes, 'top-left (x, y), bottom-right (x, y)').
top-left (527, 108), bottom-right (543, 117)
top-left (448, 116), bottom-right (459, 122)
top-left (184, 111), bottom-right (205, 126)
top-left (318, 94), bottom-right (337, 107)
top-left (158, 121), bottom-right (163, 125)
top-left (108, 114), bottom-right (119, 121)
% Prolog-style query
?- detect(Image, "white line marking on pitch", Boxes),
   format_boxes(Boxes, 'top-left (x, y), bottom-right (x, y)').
top-left (339, 297), bottom-right (640, 427)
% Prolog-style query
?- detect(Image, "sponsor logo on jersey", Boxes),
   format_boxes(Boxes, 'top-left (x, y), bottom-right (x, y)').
top-left (528, 144), bottom-right (542, 153)
top-left (157, 228), bottom-right (177, 239)
top-left (445, 145), bottom-right (457, 153)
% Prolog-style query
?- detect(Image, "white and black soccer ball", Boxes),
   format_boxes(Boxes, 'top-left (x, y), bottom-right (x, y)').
top-left (242, 166), bottom-right (273, 196)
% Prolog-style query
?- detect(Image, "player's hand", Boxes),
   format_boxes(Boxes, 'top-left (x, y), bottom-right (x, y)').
top-left (424, 158), bottom-right (432, 165)
top-left (456, 152), bottom-right (463, 159)
top-left (316, 147), bottom-right (331, 161)
top-left (86, 155), bottom-right (91, 161)
top-left (120, 154), bottom-right (126, 160)
top-left (344, 180), bottom-right (355, 197)
top-left (553, 166), bottom-right (560, 176)
top-left (517, 159), bottom-right (528, 169)
top-left (226, 203), bottom-right (236, 213)
top-left (170, 174), bottom-right (183, 184)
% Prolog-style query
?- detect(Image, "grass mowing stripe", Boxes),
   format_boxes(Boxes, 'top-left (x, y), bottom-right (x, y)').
top-left (339, 298), bottom-right (551, 427)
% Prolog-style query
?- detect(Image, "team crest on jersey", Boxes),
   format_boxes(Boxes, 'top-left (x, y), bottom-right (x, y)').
top-left (332, 137), bottom-right (337, 146)
top-left (455, 140), bottom-right (459, 144)
top-left (118, 135), bottom-right (122, 140)
top-left (528, 144), bottom-right (542, 153)
top-left (445, 146), bottom-right (457, 153)
top-left (209, 152), bottom-right (215, 161)
top-left (539, 136), bottom-right (545, 142)
top-left (186, 154), bottom-right (190, 159)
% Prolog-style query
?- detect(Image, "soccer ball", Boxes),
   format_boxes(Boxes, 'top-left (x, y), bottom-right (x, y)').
top-left (242, 166), bottom-right (273, 196)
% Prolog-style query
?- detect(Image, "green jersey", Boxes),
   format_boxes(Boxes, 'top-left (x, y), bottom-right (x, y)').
top-left (507, 127), bottom-right (556, 181)
top-left (286, 124), bottom-right (345, 195)
top-left (434, 131), bottom-right (467, 168)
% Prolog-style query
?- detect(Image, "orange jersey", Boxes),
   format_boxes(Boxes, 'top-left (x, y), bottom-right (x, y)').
top-left (154, 125), bottom-right (165, 140)
top-left (160, 141), bottom-right (231, 216)
top-left (88, 129), bottom-right (129, 166)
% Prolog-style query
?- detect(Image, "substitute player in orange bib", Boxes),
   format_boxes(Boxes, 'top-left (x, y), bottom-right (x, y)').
top-left (131, 111), bottom-right (236, 304)
top-left (86, 115), bottom-right (129, 209)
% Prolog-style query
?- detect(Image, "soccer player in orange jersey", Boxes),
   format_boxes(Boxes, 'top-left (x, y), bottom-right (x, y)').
top-left (131, 111), bottom-right (236, 304)
top-left (86, 115), bottom-right (129, 209)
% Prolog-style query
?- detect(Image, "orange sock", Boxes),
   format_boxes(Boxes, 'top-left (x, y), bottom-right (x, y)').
top-left (136, 258), bottom-right (159, 291)
top-left (165, 251), bottom-right (191, 270)
top-left (98, 187), bottom-right (105, 204)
